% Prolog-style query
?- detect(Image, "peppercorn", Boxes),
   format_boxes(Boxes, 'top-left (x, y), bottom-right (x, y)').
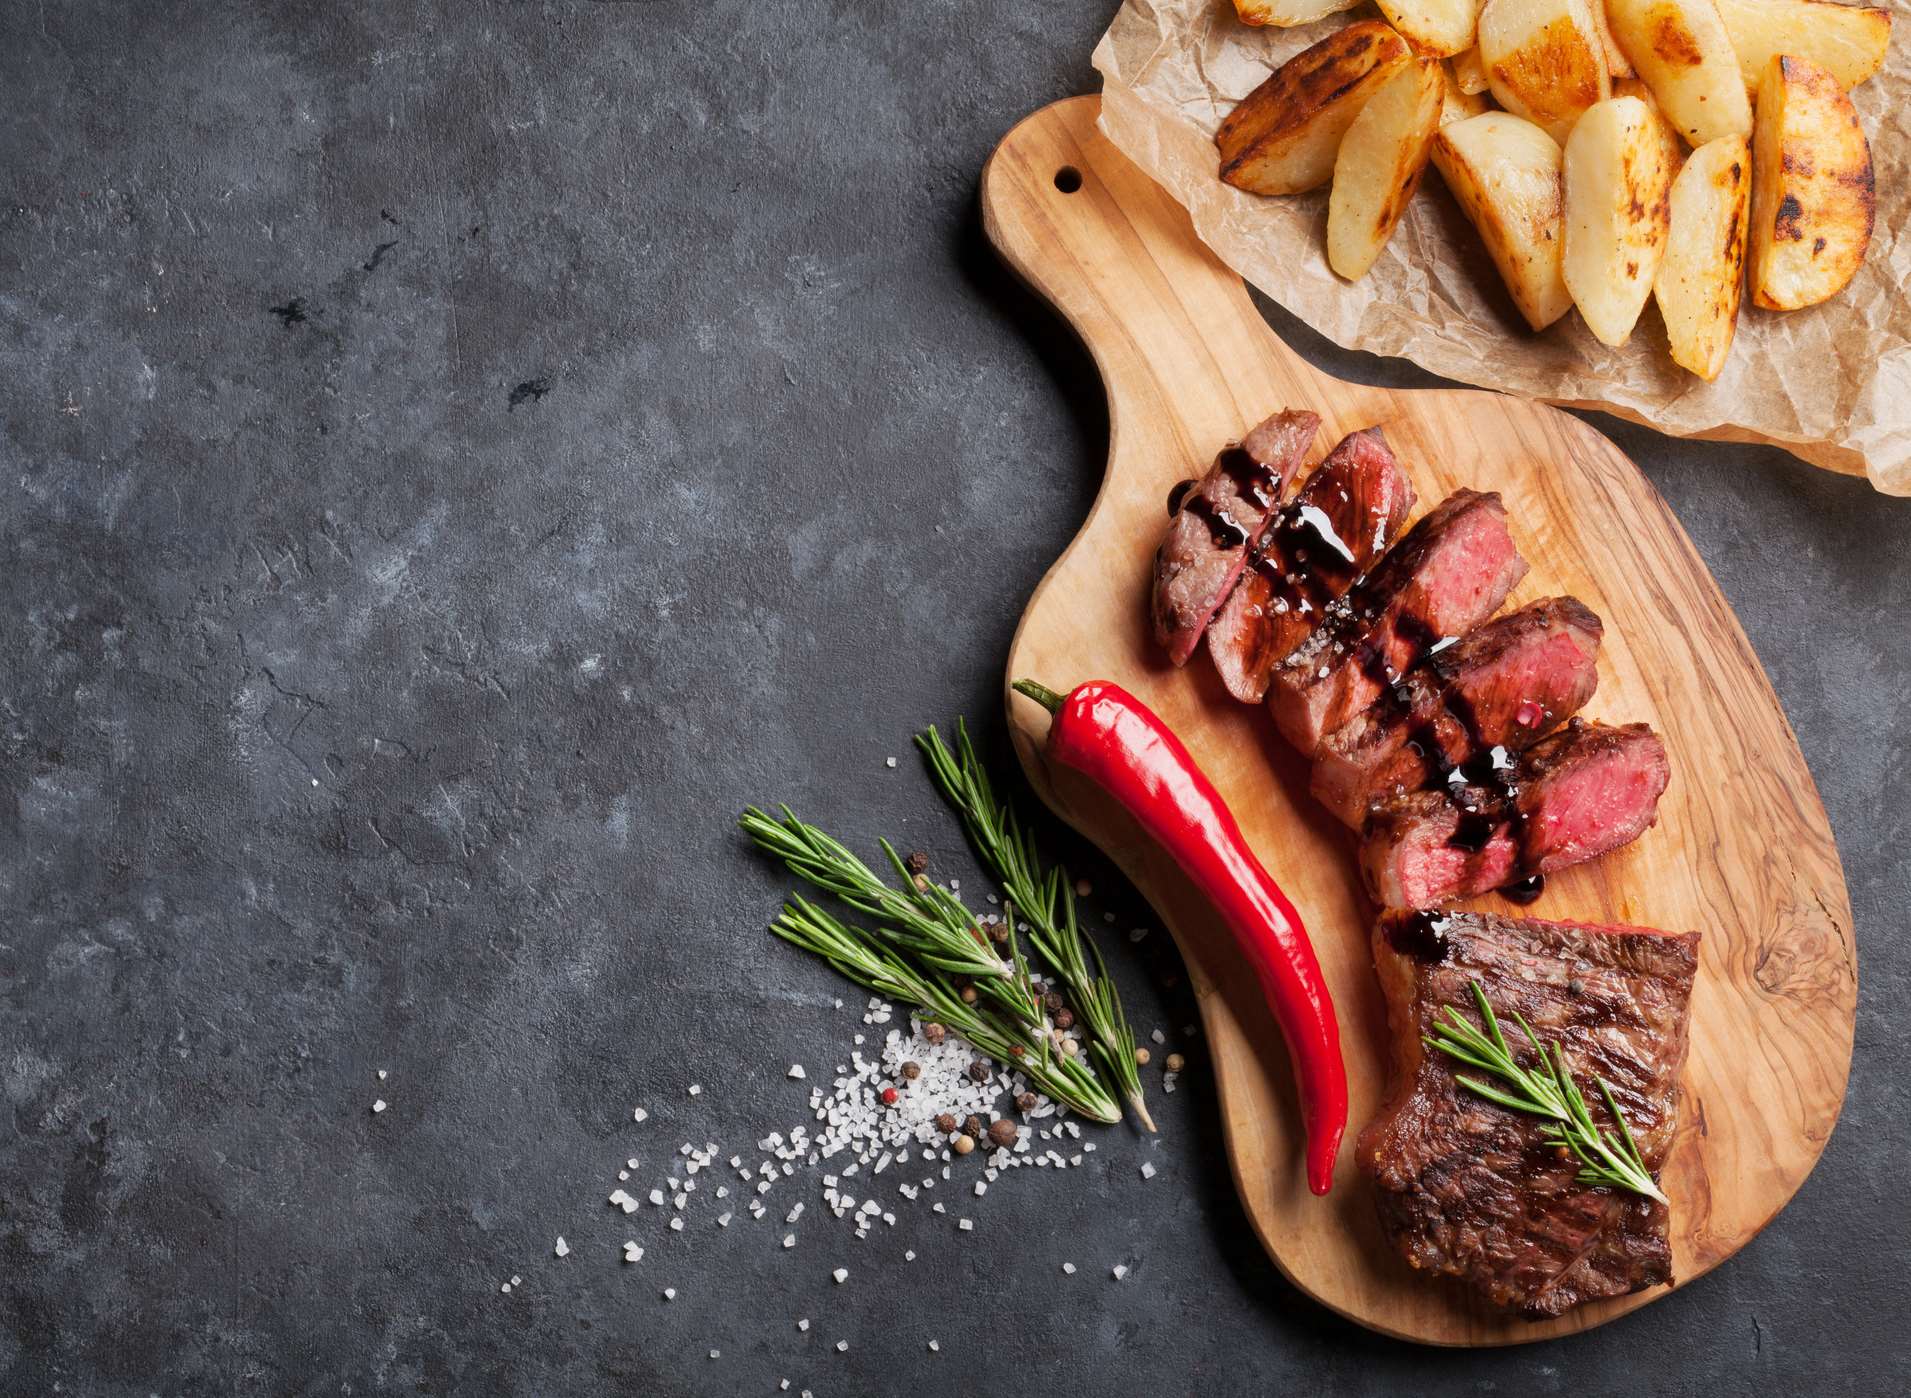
top-left (952, 1134), bottom-right (975, 1156)
top-left (1061, 1037), bottom-right (1079, 1057)
top-left (960, 985), bottom-right (978, 1005)
top-left (905, 850), bottom-right (929, 875)
top-left (987, 1119), bottom-right (1018, 1149)
top-left (1043, 991), bottom-right (1064, 1013)
top-left (923, 1022), bottom-right (947, 1045)
top-left (988, 920), bottom-right (1009, 945)
top-left (966, 1058), bottom-right (991, 1083)
top-left (1165, 1052), bottom-right (1186, 1073)
top-left (1008, 1045), bottom-right (1024, 1058)
top-left (881, 1086), bottom-right (899, 1105)
top-left (1053, 1008), bottom-right (1074, 1031)
top-left (914, 874), bottom-right (930, 892)
top-left (963, 1115), bottom-right (984, 1140)
top-left (900, 1061), bottom-right (921, 1081)
top-left (1015, 1091), bottom-right (1038, 1113)
top-left (1134, 1047), bottom-right (1151, 1066)
top-left (935, 1112), bottom-right (958, 1134)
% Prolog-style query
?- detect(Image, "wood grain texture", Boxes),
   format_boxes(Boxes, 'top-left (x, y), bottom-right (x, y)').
top-left (984, 96), bottom-right (1856, 1346)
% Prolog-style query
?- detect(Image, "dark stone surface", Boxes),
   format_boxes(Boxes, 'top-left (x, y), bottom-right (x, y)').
top-left (2, 2), bottom-right (1905, 1393)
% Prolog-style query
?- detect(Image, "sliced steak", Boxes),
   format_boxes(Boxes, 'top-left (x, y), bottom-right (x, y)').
top-left (1361, 719), bottom-right (1670, 909)
top-left (1358, 909), bottom-right (1698, 1318)
top-left (1268, 490), bottom-right (1529, 752)
top-left (1151, 409), bottom-right (1320, 666)
top-left (1207, 427), bottom-right (1417, 703)
top-left (1311, 596), bottom-right (1604, 827)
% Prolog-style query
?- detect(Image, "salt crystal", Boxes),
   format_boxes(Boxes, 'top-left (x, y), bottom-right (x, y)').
top-left (511, 1275), bottom-right (521, 1285)
top-left (499, 1282), bottom-right (510, 1293)
top-left (928, 1340), bottom-right (941, 1352)
top-left (783, 1233), bottom-right (796, 1248)
top-left (709, 1350), bottom-right (720, 1360)
top-left (617, 1170), bottom-right (629, 1182)
top-left (905, 1250), bottom-right (916, 1261)
top-left (669, 1217), bottom-right (684, 1231)
top-left (788, 1064), bottom-right (806, 1080)
top-left (973, 1182), bottom-right (986, 1197)
top-left (1141, 1161), bottom-right (1157, 1180)
top-left (836, 1340), bottom-right (849, 1352)
top-left (377, 1069), bottom-right (388, 1080)
top-left (832, 1267), bottom-right (848, 1284)
top-left (553, 1236), bottom-right (569, 1258)
top-left (1151, 1028), bottom-right (1166, 1044)
top-left (663, 1287), bottom-right (675, 1300)
top-left (1112, 1264), bottom-right (1128, 1280)
top-left (718, 1213), bottom-right (732, 1227)
top-left (798, 1318), bottom-right (810, 1331)
top-left (371, 1100), bottom-right (387, 1114)
top-left (885, 757), bottom-right (896, 768)
top-left (623, 1242), bottom-right (643, 1263)
top-left (632, 1107), bottom-right (648, 1122)
top-left (1062, 1262), bottom-right (1076, 1275)
top-left (649, 1189), bottom-right (665, 1206)
top-left (688, 1084), bottom-right (701, 1096)
top-left (627, 1157), bottom-right (639, 1169)
top-left (957, 1218), bottom-right (974, 1231)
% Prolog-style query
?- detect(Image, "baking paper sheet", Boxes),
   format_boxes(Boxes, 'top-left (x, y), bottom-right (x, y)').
top-left (1092, 0), bottom-right (1911, 494)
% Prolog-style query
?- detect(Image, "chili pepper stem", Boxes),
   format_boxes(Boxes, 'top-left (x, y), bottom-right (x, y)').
top-left (1011, 678), bottom-right (1065, 713)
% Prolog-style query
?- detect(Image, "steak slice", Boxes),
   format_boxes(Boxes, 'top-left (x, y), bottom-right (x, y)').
top-left (1151, 409), bottom-right (1320, 666)
top-left (1359, 909), bottom-right (1698, 1318)
top-left (1311, 596), bottom-right (1604, 827)
top-left (1361, 719), bottom-right (1670, 909)
top-left (1207, 427), bottom-right (1417, 703)
top-left (1268, 489), bottom-right (1529, 752)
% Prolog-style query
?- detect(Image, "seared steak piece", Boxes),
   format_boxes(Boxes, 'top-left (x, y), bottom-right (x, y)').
top-left (1361, 720), bottom-right (1670, 909)
top-left (1151, 409), bottom-right (1320, 666)
top-left (1268, 490), bottom-right (1529, 752)
top-left (1207, 428), bottom-right (1417, 704)
top-left (1312, 596), bottom-right (1604, 827)
top-left (1359, 909), bottom-right (1698, 1318)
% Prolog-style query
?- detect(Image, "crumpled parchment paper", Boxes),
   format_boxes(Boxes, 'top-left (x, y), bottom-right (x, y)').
top-left (1091, 0), bottom-right (1911, 495)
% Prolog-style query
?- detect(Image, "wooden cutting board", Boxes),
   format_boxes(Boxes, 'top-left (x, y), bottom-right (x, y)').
top-left (986, 96), bottom-right (1856, 1346)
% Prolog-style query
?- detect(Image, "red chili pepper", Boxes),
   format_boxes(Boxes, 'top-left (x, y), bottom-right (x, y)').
top-left (1013, 677), bottom-right (1347, 1196)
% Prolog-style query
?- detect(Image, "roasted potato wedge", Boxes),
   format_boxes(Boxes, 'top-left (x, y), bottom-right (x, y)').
top-left (1233, 0), bottom-right (1364, 25)
top-left (1453, 46), bottom-right (1492, 93)
top-left (1653, 134), bottom-right (1749, 377)
top-left (1714, 0), bottom-right (1891, 94)
top-left (1218, 21), bottom-right (1415, 195)
top-left (1562, 96), bottom-right (1674, 345)
top-left (1478, 0), bottom-right (1613, 142)
top-left (1604, 0), bottom-right (1753, 146)
top-left (1330, 58), bottom-right (1447, 279)
top-left (1432, 112), bottom-right (1574, 329)
top-left (1441, 60), bottom-right (1493, 123)
top-left (1615, 75), bottom-right (1690, 176)
top-left (1375, 0), bottom-right (1484, 56)
top-left (1748, 54), bottom-right (1874, 309)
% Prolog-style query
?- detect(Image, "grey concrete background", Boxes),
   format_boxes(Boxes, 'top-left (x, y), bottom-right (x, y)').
top-left (2, 1), bottom-right (1905, 1393)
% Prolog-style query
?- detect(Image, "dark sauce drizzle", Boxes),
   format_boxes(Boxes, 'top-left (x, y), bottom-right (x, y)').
top-left (1215, 445), bottom-right (1280, 510)
top-left (1386, 910), bottom-right (1451, 962)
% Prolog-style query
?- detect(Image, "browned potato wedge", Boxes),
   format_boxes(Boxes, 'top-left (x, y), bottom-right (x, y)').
top-left (1590, 3), bottom-right (1636, 76)
top-left (1654, 134), bottom-right (1749, 377)
top-left (1218, 22), bottom-right (1416, 195)
top-left (1562, 96), bottom-right (1674, 345)
top-left (1614, 75), bottom-right (1691, 176)
top-left (1376, 0), bottom-right (1483, 56)
top-left (1748, 54), bottom-right (1874, 309)
top-left (1453, 46), bottom-right (1492, 93)
top-left (1478, 0), bottom-right (1612, 142)
top-left (1432, 112), bottom-right (1574, 328)
top-left (1714, 0), bottom-right (1891, 94)
top-left (1604, 0), bottom-right (1753, 146)
top-left (1329, 58), bottom-right (1447, 279)
top-left (1233, 0), bottom-right (1363, 25)
top-left (1441, 60), bottom-right (1492, 123)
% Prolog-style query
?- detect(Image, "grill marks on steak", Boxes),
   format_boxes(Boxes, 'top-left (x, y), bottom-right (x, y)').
top-left (1268, 490), bottom-right (1530, 753)
top-left (1207, 428), bottom-right (1417, 703)
top-left (1359, 909), bottom-right (1698, 1318)
top-left (1312, 597), bottom-right (1605, 827)
top-left (1361, 720), bottom-right (1671, 909)
top-left (1151, 409), bottom-right (1320, 666)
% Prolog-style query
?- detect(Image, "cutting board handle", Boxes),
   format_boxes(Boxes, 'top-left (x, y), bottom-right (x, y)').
top-left (980, 96), bottom-right (1334, 464)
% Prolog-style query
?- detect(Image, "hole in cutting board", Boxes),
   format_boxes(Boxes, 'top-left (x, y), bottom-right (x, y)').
top-left (1053, 166), bottom-right (1083, 194)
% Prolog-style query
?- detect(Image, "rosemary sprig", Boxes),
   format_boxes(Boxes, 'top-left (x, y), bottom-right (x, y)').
top-left (740, 805), bottom-right (1016, 989)
top-left (916, 720), bottom-right (1154, 1131)
top-left (1428, 980), bottom-right (1669, 1204)
top-left (770, 896), bottom-right (1122, 1124)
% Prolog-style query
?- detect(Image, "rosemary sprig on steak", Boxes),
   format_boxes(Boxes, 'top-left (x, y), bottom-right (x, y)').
top-left (916, 720), bottom-right (1154, 1131)
top-left (1428, 980), bottom-right (1669, 1204)
top-left (766, 896), bottom-right (1123, 1124)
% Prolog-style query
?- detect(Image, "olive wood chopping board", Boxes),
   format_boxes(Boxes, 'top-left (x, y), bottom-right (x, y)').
top-left (986, 96), bottom-right (1856, 1346)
